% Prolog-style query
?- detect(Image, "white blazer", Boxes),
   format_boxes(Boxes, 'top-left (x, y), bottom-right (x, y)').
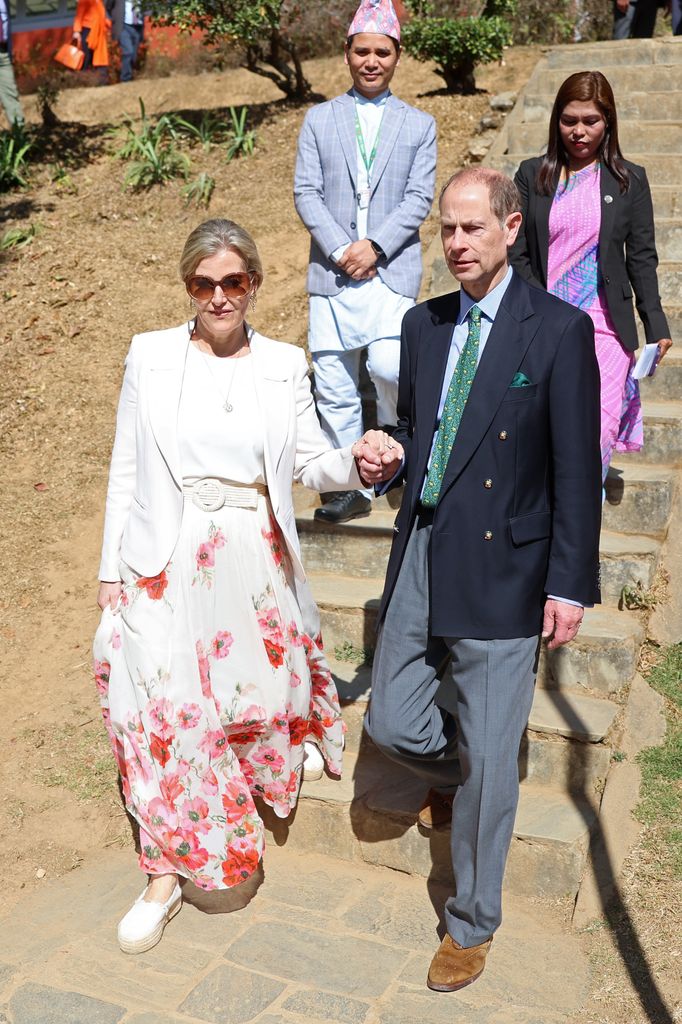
top-left (98, 323), bottom-right (362, 583)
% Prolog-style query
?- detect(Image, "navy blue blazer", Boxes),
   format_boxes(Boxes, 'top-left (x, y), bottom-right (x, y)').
top-left (379, 271), bottom-right (602, 640)
top-left (510, 157), bottom-right (669, 352)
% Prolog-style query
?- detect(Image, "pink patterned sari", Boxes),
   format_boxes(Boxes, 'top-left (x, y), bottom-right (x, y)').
top-left (547, 163), bottom-right (642, 481)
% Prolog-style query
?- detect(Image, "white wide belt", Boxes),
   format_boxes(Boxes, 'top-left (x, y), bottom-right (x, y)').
top-left (183, 478), bottom-right (267, 513)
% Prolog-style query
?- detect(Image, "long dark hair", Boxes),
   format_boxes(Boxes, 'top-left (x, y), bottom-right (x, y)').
top-left (536, 70), bottom-right (630, 195)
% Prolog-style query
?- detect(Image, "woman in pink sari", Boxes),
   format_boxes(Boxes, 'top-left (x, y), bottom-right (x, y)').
top-left (511, 71), bottom-right (672, 482)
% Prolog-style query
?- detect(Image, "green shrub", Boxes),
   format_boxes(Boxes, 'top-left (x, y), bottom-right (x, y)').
top-left (146, 0), bottom-right (313, 101)
top-left (225, 106), bottom-right (256, 160)
top-left (0, 124), bottom-right (32, 192)
top-left (116, 99), bottom-right (190, 190)
top-left (1, 222), bottom-right (41, 251)
top-left (402, 1), bottom-right (515, 93)
top-left (182, 172), bottom-right (216, 208)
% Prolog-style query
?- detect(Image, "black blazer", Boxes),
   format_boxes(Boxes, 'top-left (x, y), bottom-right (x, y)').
top-left (510, 157), bottom-right (669, 352)
top-left (379, 271), bottom-right (602, 640)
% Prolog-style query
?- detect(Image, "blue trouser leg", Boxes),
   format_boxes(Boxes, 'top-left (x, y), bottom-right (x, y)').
top-left (120, 23), bottom-right (143, 82)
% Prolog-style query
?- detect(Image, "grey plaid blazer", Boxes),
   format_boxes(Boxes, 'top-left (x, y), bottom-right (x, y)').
top-left (294, 90), bottom-right (436, 299)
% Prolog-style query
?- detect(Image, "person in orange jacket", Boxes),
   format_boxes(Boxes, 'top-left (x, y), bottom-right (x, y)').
top-left (72, 0), bottom-right (110, 83)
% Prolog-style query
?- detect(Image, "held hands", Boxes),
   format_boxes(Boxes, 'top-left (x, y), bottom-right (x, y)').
top-left (657, 338), bottom-right (673, 362)
top-left (337, 240), bottom-right (378, 281)
top-left (98, 580), bottom-right (122, 611)
top-left (542, 599), bottom-right (583, 651)
top-left (352, 430), bottom-right (404, 486)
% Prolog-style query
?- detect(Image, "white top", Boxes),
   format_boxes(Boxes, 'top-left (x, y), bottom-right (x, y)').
top-left (178, 344), bottom-right (265, 484)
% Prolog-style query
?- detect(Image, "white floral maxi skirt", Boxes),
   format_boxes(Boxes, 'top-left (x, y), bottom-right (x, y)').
top-left (92, 496), bottom-right (344, 891)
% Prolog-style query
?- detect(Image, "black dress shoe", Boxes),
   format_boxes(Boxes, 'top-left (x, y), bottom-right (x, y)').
top-left (314, 490), bottom-right (371, 524)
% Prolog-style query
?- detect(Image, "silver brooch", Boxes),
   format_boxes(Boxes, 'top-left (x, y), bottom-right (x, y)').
top-left (604, 194), bottom-right (613, 204)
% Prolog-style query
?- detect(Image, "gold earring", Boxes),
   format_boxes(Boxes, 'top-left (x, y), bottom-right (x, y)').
top-left (249, 292), bottom-right (257, 311)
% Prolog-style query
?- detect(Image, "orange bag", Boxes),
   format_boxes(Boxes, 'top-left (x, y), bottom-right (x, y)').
top-left (54, 43), bottom-right (85, 71)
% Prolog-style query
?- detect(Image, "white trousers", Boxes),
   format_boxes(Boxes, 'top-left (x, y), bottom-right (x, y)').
top-left (313, 340), bottom-right (400, 499)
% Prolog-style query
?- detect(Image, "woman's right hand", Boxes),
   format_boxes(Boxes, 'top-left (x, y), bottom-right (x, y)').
top-left (71, 31), bottom-right (81, 44)
top-left (98, 580), bottom-right (122, 611)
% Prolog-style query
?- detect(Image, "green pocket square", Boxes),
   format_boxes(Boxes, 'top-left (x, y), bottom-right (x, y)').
top-left (510, 372), bottom-right (533, 388)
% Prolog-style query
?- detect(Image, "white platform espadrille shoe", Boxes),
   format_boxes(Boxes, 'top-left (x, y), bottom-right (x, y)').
top-left (117, 881), bottom-right (182, 954)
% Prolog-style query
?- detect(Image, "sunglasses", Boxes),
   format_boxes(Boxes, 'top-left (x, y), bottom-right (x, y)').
top-left (187, 272), bottom-right (253, 302)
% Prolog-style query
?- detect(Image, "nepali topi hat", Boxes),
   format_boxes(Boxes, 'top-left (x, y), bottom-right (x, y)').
top-left (347, 0), bottom-right (401, 42)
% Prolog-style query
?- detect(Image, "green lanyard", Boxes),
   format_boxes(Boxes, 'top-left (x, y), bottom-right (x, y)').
top-left (354, 106), bottom-right (380, 175)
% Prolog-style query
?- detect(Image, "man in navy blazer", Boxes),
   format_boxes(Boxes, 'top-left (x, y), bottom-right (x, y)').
top-left (363, 167), bottom-right (602, 993)
top-left (294, 0), bottom-right (435, 524)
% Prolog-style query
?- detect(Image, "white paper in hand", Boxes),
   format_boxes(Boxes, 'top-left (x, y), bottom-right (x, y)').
top-left (632, 343), bottom-right (660, 380)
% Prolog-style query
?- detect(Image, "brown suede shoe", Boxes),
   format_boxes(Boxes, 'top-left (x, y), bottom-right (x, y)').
top-left (427, 933), bottom-right (493, 992)
top-left (417, 789), bottom-right (455, 830)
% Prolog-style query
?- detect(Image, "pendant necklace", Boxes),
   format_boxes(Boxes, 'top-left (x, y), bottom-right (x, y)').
top-left (195, 342), bottom-right (248, 414)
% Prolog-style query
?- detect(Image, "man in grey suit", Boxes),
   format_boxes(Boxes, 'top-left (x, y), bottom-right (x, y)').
top-left (294, 0), bottom-right (436, 523)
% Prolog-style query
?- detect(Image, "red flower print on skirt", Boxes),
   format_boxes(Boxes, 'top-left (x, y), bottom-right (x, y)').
top-left (150, 732), bottom-right (173, 767)
top-left (263, 638), bottom-right (285, 668)
top-left (136, 570), bottom-right (169, 600)
top-left (222, 841), bottom-right (260, 885)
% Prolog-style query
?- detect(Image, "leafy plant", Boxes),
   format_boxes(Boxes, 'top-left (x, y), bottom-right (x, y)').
top-left (52, 163), bottom-right (77, 193)
top-left (0, 124), bottom-right (32, 192)
top-left (36, 78), bottom-right (60, 128)
top-left (182, 172), bottom-right (216, 208)
top-left (333, 640), bottom-right (374, 666)
top-left (0, 223), bottom-right (41, 251)
top-left (619, 581), bottom-right (658, 612)
top-left (225, 105), bottom-right (256, 160)
top-left (175, 110), bottom-right (226, 151)
top-left (116, 98), bottom-right (189, 190)
top-left (146, 0), bottom-right (314, 101)
top-left (402, 0), bottom-right (516, 93)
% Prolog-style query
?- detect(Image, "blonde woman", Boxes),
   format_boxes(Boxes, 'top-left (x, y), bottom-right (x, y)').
top-left (93, 218), bottom-right (401, 954)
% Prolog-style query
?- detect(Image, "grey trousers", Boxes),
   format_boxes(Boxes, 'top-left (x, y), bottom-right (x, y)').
top-left (0, 53), bottom-right (23, 128)
top-left (366, 515), bottom-right (538, 947)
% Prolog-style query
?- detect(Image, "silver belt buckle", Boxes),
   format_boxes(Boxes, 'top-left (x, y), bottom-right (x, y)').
top-left (192, 478), bottom-right (225, 512)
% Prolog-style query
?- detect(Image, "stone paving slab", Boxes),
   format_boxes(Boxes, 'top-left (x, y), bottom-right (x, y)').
top-left (0, 844), bottom-right (591, 1024)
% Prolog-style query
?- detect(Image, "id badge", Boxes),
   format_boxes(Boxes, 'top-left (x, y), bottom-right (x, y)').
top-left (357, 187), bottom-right (371, 210)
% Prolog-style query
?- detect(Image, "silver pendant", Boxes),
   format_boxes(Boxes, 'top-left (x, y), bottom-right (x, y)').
top-left (223, 401), bottom-right (233, 413)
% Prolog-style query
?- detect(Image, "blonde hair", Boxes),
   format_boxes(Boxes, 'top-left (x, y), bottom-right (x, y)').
top-left (179, 219), bottom-right (264, 289)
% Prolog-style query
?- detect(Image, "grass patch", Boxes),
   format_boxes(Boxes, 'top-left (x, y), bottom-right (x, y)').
top-left (37, 721), bottom-right (117, 802)
top-left (635, 643), bottom-right (682, 878)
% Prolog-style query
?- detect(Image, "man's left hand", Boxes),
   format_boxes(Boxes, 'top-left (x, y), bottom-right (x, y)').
top-left (542, 599), bottom-right (584, 650)
top-left (337, 239), bottom-right (378, 280)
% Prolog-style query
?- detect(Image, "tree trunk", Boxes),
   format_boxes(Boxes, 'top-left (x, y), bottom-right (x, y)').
top-left (440, 60), bottom-right (477, 94)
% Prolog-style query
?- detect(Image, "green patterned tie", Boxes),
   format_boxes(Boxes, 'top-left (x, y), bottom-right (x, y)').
top-left (421, 305), bottom-right (482, 508)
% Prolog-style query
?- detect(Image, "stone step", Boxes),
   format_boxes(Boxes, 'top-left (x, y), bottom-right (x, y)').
top-left (297, 506), bottom-right (394, 579)
top-left (598, 530), bottom-right (661, 605)
top-left (544, 605), bottom-right (644, 695)
top-left (500, 154), bottom-right (680, 187)
top-left (633, 399), bottom-right (682, 465)
top-left (507, 122), bottom-right (682, 156)
top-left (651, 221), bottom-right (682, 262)
top-left (650, 188), bottom-right (682, 220)
top-left (523, 92), bottom-right (682, 123)
top-left (289, 749), bottom-right (599, 900)
top-left (544, 38), bottom-right (682, 68)
top-left (331, 658), bottom-right (616, 792)
top-left (639, 345), bottom-right (682, 400)
top-left (303, 514), bottom-right (662, 603)
top-left (603, 462), bottom-right (676, 537)
top-left (539, 63), bottom-right (682, 96)
top-left (658, 262), bottom-right (682, 305)
top-left (313, 573), bottom-right (643, 695)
